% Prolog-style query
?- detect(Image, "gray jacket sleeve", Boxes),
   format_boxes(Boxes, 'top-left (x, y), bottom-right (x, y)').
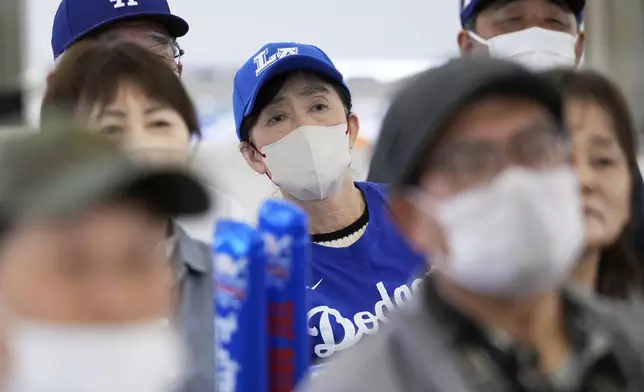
top-left (174, 231), bottom-right (216, 392)
top-left (299, 331), bottom-right (408, 392)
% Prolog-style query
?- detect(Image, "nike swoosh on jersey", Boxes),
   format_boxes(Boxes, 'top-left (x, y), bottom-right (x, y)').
top-left (308, 278), bottom-right (323, 290)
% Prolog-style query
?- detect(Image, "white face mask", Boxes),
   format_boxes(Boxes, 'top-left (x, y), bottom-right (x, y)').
top-left (3, 319), bottom-right (188, 392)
top-left (417, 167), bottom-right (585, 296)
top-left (261, 124), bottom-right (351, 201)
top-left (469, 27), bottom-right (578, 70)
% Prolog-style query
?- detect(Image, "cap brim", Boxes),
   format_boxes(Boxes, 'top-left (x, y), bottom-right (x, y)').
top-left (58, 11), bottom-right (189, 57)
top-left (26, 162), bottom-right (210, 222)
top-left (242, 54), bottom-right (345, 118)
top-left (116, 169), bottom-right (211, 216)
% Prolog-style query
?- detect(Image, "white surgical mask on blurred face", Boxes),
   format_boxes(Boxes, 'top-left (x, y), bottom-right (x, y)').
top-left (261, 124), bottom-right (351, 201)
top-left (3, 319), bottom-right (187, 392)
top-left (415, 167), bottom-right (585, 296)
top-left (469, 27), bottom-right (578, 70)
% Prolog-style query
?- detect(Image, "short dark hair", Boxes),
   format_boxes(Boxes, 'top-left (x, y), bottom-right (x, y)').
top-left (239, 70), bottom-right (352, 143)
top-left (543, 69), bottom-right (642, 299)
top-left (464, 15), bottom-right (478, 32)
top-left (42, 40), bottom-right (199, 137)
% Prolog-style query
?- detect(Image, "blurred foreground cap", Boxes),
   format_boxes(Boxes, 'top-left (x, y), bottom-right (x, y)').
top-left (367, 56), bottom-right (563, 187)
top-left (0, 127), bottom-right (210, 226)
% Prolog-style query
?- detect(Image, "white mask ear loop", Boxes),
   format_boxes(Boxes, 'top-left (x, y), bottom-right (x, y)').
top-left (406, 190), bottom-right (451, 271)
top-left (467, 31), bottom-right (490, 46)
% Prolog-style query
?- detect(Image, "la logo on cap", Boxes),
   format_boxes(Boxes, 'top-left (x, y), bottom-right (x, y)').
top-left (253, 47), bottom-right (299, 77)
top-left (110, 0), bottom-right (139, 9)
top-left (462, 0), bottom-right (473, 9)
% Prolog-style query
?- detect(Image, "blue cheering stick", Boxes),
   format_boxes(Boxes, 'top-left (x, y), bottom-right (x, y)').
top-left (258, 200), bottom-right (311, 392)
top-left (213, 220), bottom-right (268, 392)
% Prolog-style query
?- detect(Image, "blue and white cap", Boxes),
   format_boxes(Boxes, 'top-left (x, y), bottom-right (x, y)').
top-left (232, 42), bottom-right (349, 141)
top-left (51, 0), bottom-right (189, 58)
top-left (460, 0), bottom-right (586, 27)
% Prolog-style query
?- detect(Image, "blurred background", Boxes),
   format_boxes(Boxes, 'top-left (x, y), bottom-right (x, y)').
top-left (1, 0), bottom-right (644, 215)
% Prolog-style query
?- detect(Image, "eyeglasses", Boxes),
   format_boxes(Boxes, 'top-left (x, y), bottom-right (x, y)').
top-left (98, 31), bottom-right (185, 72)
top-left (425, 127), bottom-right (570, 189)
top-left (142, 33), bottom-right (184, 72)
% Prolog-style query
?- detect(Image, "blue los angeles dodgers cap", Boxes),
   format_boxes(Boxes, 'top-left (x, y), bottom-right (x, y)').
top-left (51, 0), bottom-right (189, 58)
top-left (232, 42), bottom-right (349, 141)
top-left (460, 0), bottom-right (586, 27)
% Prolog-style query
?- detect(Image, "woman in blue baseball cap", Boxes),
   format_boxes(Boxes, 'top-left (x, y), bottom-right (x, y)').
top-left (233, 42), bottom-right (425, 362)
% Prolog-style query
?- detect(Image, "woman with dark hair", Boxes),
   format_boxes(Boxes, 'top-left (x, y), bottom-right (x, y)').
top-left (42, 40), bottom-right (200, 161)
top-left (42, 40), bottom-right (247, 243)
top-left (233, 42), bottom-right (425, 362)
top-left (544, 69), bottom-right (643, 299)
top-left (40, 40), bottom-right (233, 391)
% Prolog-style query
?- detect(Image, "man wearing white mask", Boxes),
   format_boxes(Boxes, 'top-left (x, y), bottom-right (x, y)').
top-left (0, 129), bottom-right (210, 391)
top-left (303, 57), bottom-right (644, 391)
top-left (458, 0), bottom-right (586, 70)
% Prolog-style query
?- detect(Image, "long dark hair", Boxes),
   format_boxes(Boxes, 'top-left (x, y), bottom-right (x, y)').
top-left (543, 69), bottom-right (642, 299)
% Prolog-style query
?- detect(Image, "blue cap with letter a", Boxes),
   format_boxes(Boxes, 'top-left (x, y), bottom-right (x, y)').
top-left (232, 42), bottom-right (349, 141)
top-left (51, 0), bottom-right (189, 58)
top-left (460, 0), bottom-right (586, 27)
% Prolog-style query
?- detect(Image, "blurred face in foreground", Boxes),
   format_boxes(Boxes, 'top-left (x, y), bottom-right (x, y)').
top-left (392, 95), bottom-right (585, 297)
top-left (0, 200), bottom-right (186, 391)
top-left (0, 201), bottom-right (173, 323)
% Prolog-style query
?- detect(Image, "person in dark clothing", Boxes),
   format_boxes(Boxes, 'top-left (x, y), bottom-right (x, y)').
top-left (544, 69), bottom-right (644, 299)
top-left (302, 57), bottom-right (644, 392)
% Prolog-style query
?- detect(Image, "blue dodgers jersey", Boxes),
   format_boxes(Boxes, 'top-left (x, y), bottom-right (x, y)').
top-left (306, 182), bottom-right (426, 361)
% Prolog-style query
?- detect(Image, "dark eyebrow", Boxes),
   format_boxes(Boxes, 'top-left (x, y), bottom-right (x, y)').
top-left (264, 83), bottom-right (331, 108)
top-left (298, 83), bottom-right (330, 97)
top-left (589, 134), bottom-right (617, 148)
top-left (266, 94), bottom-right (285, 107)
top-left (144, 105), bottom-right (164, 115)
top-left (146, 32), bottom-right (174, 47)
